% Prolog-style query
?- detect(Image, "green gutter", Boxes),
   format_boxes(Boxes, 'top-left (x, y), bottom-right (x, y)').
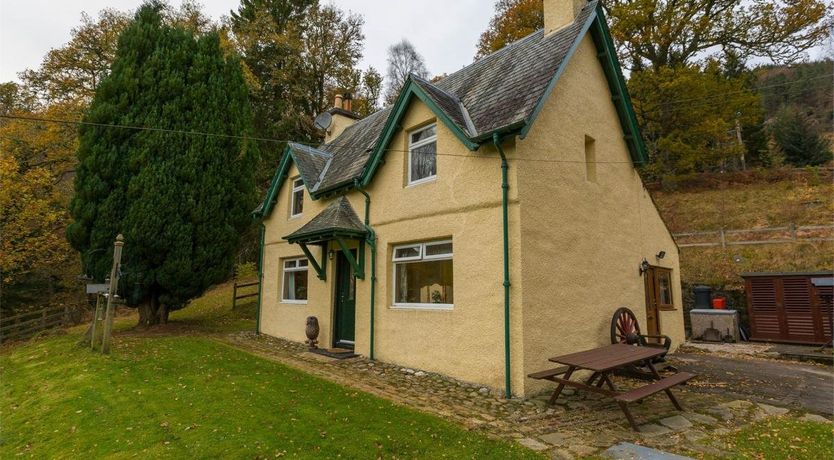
top-left (492, 133), bottom-right (512, 399)
top-left (256, 222), bottom-right (265, 335)
top-left (354, 181), bottom-right (377, 360)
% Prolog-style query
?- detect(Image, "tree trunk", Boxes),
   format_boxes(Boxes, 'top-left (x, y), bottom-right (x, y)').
top-left (137, 289), bottom-right (165, 327)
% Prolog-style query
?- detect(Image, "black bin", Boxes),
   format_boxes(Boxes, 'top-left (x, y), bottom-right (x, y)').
top-left (693, 285), bottom-right (712, 309)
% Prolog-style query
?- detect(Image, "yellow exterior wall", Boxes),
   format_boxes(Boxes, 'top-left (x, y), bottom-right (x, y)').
top-left (259, 36), bottom-right (682, 397)
top-left (515, 35), bottom-right (684, 395)
top-left (260, 99), bottom-right (526, 392)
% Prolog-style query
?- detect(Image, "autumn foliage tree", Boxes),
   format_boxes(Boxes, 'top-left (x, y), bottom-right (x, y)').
top-left (476, 0), bottom-right (830, 176)
top-left (476, 0), bottom-right (542, 59)
top-left (66, 2), bottom-right (258, 325)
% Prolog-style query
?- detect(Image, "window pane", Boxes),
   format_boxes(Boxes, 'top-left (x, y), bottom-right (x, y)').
top-left (394, 246), bottom-right (420, 260)
top-left (284, 260), bottom-right (296, 269)
top-left (425, 242), bottom-right (452, 257)
top-left (411, 125), bottom-right (436, 144)
top-left (658, 272), bottom-right (671, 305)
top-left (298, 259), bottom-right (308, 267)
top-left (283, 269), bottom-right (308, 300)
top-left (292, 188), bottom-right (304, 215)
top-left (395, 259), bottom-right (453, 304)
top-left (293, 178), bottom-right (304, 189)
top-left (410, 141), bottom-right (436, 182)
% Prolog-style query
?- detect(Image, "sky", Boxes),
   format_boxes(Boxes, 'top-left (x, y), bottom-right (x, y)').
top-left (0, 0), bottom-right (494, 84)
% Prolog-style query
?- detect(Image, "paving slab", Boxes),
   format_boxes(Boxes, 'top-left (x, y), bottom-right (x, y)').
top-left (801, 413), bottom-right (831, 423)
top-left (660, 415), bottom-right (693, 430)
top-left (603, 442), bottom-right (694, 460)
top-left (639, 423), bottom-right (672, 436)
top-left (517, 437), bottom-right (549, 451)
top-left (539, 432), bottom-right (569, 446)
top-left (757, 403), bottom-right (789, 416)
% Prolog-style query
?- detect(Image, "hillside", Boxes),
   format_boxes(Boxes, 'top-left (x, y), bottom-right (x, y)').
top-left (651, 169), bottom-right (833, 288)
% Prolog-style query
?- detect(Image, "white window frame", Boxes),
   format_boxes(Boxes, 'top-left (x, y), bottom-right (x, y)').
top-left (290, 178), bottom-right (304, 218)
top-left (281, 257), bottom-right (308, 304)
top-left (407, 124), bottom-right (438, 186)
top-left (392, 239), bottom-right (453, 310)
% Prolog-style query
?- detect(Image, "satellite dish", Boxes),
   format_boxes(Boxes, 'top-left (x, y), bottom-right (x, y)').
top-left (314, 112), bottom-right (333, 131)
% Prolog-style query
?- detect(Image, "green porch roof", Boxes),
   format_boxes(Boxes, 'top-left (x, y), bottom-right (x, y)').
top-left (283, 196), bottom-right (366, 244)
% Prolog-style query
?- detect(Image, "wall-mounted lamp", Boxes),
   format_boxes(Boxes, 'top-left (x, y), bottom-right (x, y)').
top-left (328, 250), bottom-right (335, 260)
top-left (639, 258), bottom-right (650, 275)
top-left (655, 250), bottom-right (666, 260)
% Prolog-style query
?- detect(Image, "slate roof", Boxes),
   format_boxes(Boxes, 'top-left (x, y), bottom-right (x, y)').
top-left (303, 1), bottom-right (596, 193)
top-left (258, 0), bottom-right (643, 217)
top-left (283, 196), bottom-right (366, 242)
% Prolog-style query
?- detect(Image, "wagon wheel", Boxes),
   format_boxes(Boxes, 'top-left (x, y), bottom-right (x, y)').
top-left (611, 307), bottom-right (642, 345)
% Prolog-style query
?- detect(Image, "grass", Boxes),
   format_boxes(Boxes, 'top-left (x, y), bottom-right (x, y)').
top-left (650, 177), bottom-right (833, 287)
top-left (0, 334), bottom-right (541, 459)
top-left (652, 178), bottom-right (833, 233)
top-left (713, 418), bottom-right (834, 460)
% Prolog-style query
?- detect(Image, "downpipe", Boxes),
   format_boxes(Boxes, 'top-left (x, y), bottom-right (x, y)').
top-left (256, 222), bottom-right (265, 335)
top-left (492, 132), bottom-right (512, 399)
top-left (355, 181), bottom-right (377, 360)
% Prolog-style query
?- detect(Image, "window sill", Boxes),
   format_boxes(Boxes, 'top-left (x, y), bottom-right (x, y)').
top-left (280, 300), bottom-right (308, 305)
top-left (406, 176), bottom-right (437, 188)
top-left (289, 214), bottom-right (303, 220)
top-left (658, 306), bottom-right (677, 311)
top-left (391, 303), bottom-right (453, 311)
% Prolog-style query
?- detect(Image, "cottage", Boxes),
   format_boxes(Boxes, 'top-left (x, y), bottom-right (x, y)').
top-left (253, 0), bottom-right (684, 396)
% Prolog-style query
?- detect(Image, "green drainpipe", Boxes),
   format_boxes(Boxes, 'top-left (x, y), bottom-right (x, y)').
top-left (493, 133), bottom-right (512, 399)
top-left (354, 181), bottom-right (377, 360)
top-left (256, 222), bottom-right (265, 335)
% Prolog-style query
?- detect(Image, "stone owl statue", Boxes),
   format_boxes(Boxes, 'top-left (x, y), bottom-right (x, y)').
top-left (305, 316), bottom-right (320, 349)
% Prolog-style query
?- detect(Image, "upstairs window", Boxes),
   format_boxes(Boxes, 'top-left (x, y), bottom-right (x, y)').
top-left (392, 240), bottom-right (453, 309)
top-left (408, 124), bottom-right (437, 185)
top-left (290, 178), bottom-right (304, 217)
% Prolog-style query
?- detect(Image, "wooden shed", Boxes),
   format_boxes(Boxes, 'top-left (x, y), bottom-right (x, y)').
top-left (742, 272), bottom-right (833, 345)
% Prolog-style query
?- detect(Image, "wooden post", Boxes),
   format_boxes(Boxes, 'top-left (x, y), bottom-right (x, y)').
top-left (41, 309), bottom-right (47, 331)
top-left (720, 228), bottom-right (726, 249)
top-left (232, 281), bottom-right (237, 310)
top-left (90, 294), bottom-right (103, 350)
top-left (101, 234), bottom-right (125, 354)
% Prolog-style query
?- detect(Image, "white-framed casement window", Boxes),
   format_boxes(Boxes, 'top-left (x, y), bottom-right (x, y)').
top-left (290, 178), bottom-right (304, 217)
top-left (407, 124), bottom-right (437, 185)
top-left (281, 257), bottom-right (308, 303)
top-left (392, 240), bottom-right (453, 309)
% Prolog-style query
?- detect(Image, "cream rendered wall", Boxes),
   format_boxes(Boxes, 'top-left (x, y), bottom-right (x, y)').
top-left (515, 35), bottom-right (684, 395)
top-left (260, 99), bottom-right (526, 392)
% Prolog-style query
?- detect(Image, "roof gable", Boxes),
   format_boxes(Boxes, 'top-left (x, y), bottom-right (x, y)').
top-left (255, 1), bottom-right (647, 218)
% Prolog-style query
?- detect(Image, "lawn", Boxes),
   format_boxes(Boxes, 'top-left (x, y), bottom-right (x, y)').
top-left (714, 418), bottom-right (834, 460)
top-left (0, 333), bottom-right (541, 459)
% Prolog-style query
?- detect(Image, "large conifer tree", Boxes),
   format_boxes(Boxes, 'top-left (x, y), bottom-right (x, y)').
top-left (67, 2), bottom-right (258, 325)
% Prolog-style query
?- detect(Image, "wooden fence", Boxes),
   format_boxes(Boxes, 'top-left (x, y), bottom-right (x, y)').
top-left (232, 280), bottom-right (259, 309)
top-left (674, 224), bottom-right (834, 248)
top-left (0, 305), bottom-right (74, 343)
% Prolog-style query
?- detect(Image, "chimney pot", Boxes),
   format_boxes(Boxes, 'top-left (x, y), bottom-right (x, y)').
top-left (334, 94), bottom-right (344, 109)
top-left (343, 94), bottom-right (352, 112)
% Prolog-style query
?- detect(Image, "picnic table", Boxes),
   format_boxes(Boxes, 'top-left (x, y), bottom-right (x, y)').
top-left (529, 343), bottom-right (696, 430)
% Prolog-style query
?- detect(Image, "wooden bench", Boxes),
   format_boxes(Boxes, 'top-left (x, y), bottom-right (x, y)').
top-left (614, 371), bottom-right (696, 429)
top-left (528, 367), bottom-right (570, 380)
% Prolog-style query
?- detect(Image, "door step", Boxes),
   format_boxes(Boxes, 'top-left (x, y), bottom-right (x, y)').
top-left (309, 348), bottom-right (358, 360)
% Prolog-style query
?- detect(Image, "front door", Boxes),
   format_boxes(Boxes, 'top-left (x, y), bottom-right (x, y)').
top-left (644, 266), bottom-right (670, 339)
top-left (333, 249), bottom-right (356, 348)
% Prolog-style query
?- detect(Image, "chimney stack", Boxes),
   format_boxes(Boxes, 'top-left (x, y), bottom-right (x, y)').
top-left (544, 0), bottom-right (587, 35)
